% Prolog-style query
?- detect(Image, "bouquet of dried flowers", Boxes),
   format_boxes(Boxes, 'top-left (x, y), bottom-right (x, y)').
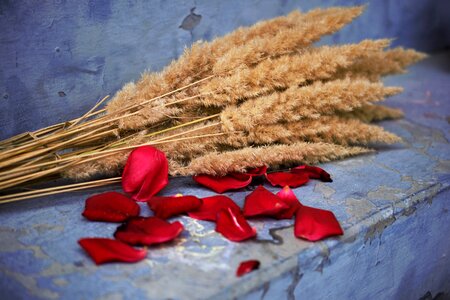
top-left (0, 6), bottom-right (425, 203)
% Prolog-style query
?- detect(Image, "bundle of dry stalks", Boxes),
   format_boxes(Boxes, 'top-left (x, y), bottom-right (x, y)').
top-left (0, 5), bottom-right (426, 203)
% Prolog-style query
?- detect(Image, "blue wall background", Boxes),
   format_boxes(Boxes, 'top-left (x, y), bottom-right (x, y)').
top-left (1, 0), bottom-right (449, 139)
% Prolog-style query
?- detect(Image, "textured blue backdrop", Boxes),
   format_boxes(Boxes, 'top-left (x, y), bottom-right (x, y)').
top-left (0, 0), bottom-right (449, 139)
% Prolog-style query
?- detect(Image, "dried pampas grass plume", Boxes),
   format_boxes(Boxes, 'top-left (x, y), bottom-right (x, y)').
top-left (220, 78), bottom-right (402, 132)
top-left (200, 39), bottom-right (392, 106)
top-left (173, 142), bottom-right (372, 176)
top-left (228, 116), bottom-right (401, 147)
top-left (340, 104), bottom-right (404, 122)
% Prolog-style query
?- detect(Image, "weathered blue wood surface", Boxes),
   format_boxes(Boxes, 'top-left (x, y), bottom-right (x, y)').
top-left (0, 53), bottom-right (449, 299)
top-left (1, 0), bottom-right (449, 139)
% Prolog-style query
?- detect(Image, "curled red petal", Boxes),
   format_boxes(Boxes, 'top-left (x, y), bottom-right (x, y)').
top-left (230, 166), bottom-right (268, 181)
top-left (78, 238), bottom-right (147, 265)
top-left (147, 195), bottom-right (202, 219)
top-left (294, 205), bottom-right (343, 241)
top-left (291, 165), bottom-right (332, 182)
top-left (216, 208), bottom-right (256, 242)
top-left (245, 166), bottom-right (268, 177)
top-left (243, 185), bottom-right (289, 218)
top-left (275, 186), bottom-right (302, 219)
top-left (265, 172), bottom-right (309, 188)
top-left (236, 260), bottom-right (260, 277)
top-left (188, 195), bottom-right (241, 221)
top-left (82, 192), bottom-right (140, 222)
top-left (193, 174), bottom-right (251, 193)
top-left (114, 217), bottom-right (183, 246)
top-left (122, 146), bottom-right (169, 202)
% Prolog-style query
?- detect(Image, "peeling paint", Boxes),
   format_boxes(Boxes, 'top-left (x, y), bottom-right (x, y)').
top-left (364, 215), bottom-right (396, 243)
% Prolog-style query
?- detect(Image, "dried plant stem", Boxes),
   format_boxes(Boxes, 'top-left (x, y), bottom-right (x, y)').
top-left (0, 103), bottom-right (107, 151)
top-left (0, 128), bottom-right (226, 189)
top-left (0, 124), bottom-right (112, 170)
top-left (0, 159), bottom-right (81, 190)
top-left (0, 177), bottom-right (122, 204)
top-left (67, 95), bottom-right (110, 129)
top-left (0, 115), bottom-right (220, 186)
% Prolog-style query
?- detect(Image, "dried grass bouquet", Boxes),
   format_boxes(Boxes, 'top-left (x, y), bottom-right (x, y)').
top-left (0, 6), bottom-right (425, 203)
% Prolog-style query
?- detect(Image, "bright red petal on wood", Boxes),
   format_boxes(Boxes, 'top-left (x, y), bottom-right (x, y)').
top-left (216, 208), bottom-right (256, 242)
top-left (78, 238), bottom-right (147, 265)
top-left (188, 195), bottom-right (241, 221)
top-left (147, 195), bottom-right (202, 219)
top-left (291, 165), bottom-right (332, 182)
top-left (193, 174), bottom-right (252, 193)
top-left (243, 186), bottom-right (289, 218)
top-left (82, 192), bottom-right (140, 222)
top-left (275, 186), bottom-right (302, 219)
top-left (114, 217), bottom-right (183, 246)
top-left (294, 205), bottom-right (343, 241)
top-left (122, 146), bottom-right (169, 202)
top-left (236, 260), bottom-right (260, 277)
top-left (265, 172), bottom-right (309, 188)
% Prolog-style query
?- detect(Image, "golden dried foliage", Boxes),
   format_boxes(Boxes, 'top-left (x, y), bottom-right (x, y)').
top-left (64, 6), bottom-right (423, 180)
top-left (106, 6), bottom-right (365, 131)
top-left (105, 9), bottom-right (305, 125)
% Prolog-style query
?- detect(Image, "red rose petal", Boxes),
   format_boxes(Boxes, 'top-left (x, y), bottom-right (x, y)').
top-left (147, 195), bottom-right (202, 219)
top-left (243, 185), bottom-right (289, 218)
top-left (291, 165), bottom-right (332, 182)
top-left (114, 217), bottom-right (183, 246)
top-left (294, 205), bottom-right (344, 241)
top-left (265, 172), bottom-right (310, 188)
top-left (122, 146), bottom-right (169, 202)
top-left (216, 208), bottom-right (257, 242)
top-left (82, 192), bottom-right (140, 222)
top-left (236, 260), bottom-right (260, 277)
top-left (188, 195), bottom-right (241, 222)
top-left (244, 166), bottom-right (268, 177)
top-left (78, 238), bottom-right (147, 265)
top-left (193, 174), bottom-right (252, 193)
top-left (275, 186), bottom-right (302, 219)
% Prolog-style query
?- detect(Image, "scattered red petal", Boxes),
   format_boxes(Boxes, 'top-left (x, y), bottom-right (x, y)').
top-left (275, 186), bottom-right (302, 219)
top-left (236, 260), bottom-right (260, 277)
top-left (82, 192), bottom-right (140, 222)
top-left (216, 208), bottom-right (256, 242)
top-left (114, 217), bottom-right (183, 246)
top-left (291, 165), bottom-right (332, 182)
top-left (244, 166), bottom-right (268, 177)
top-left (78, 238), bottom-right (147, 265)
top-left (147, 195), bottom-right (202, 219)
top-left (265, 172), bottom-right (309, 188)
top-left (122, 146), bottom-right (169, 202)
top-left (193, 174), bottom-right (251, 193)
top-left (294, 205), bottom-right (343, 241)
top-left (188, 195), bottom-right (241, 221)
top-left (243, 186), bottom-right (289, 218)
